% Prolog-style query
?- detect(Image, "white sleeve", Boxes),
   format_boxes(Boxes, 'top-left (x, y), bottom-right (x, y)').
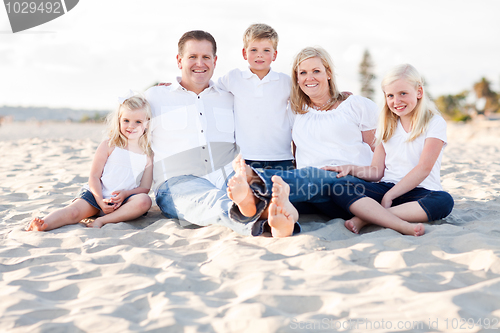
top-left (349, 95), bottom-right (379, 131)
top-left (144, 86), bottom-right (165, 119)
top-left (286, 101), bottom-right (296, 128)
top-left (426, 115), bottom-right (447, 146)
top-left (216, 70), bottom-right (236, 93)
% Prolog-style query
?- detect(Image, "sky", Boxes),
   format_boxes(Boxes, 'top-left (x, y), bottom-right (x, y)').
top-left (1, 0), bottom-right (499, 111)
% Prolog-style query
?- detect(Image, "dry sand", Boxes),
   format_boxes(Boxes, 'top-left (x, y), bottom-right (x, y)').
top-left (1, 120), bottom-right (500, 332)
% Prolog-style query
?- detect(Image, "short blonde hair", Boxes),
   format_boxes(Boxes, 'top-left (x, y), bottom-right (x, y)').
top-left (243, 23), bottom-right (278, 50)
top-left (290, 47), bottom-right (346, 114)
top-left (377, 64), bottom-right (440, 144)
top-left (107, 95), bottom-right (153, 156)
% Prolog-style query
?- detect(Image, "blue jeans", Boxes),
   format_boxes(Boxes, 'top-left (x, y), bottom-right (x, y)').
top-left (331, 178), bottom-right (454, 221)
top-left (245, 159), bottom-right (295, 171)
top-left (252, 167), bottom-right (356, 219)
top-left (156, 174), bottom-right (267, 236)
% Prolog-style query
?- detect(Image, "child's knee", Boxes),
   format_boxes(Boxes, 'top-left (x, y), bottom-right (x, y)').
top-left (136, 194), bottom-right (152, 211)
top-left (67, 206), bottom-right (83, 221)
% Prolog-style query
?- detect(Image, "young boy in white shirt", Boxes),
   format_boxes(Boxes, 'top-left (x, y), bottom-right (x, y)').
top-left (217, 23), bottom-right (295, 171)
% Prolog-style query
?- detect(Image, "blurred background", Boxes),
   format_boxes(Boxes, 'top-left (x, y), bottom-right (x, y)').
top-left (1, 0), bottom-right (499, 122)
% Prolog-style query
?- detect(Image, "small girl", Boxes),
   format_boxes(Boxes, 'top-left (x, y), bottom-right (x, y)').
top-left (324, 64), bottom-right (454, 236)
top-left (26, 94), bottom-right (154, 231)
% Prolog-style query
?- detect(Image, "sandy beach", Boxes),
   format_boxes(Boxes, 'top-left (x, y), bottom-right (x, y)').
top-left (1, 120), bottom-right (500, 332)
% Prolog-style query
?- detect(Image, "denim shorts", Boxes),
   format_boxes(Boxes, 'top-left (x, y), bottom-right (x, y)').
top-left (75, 188), bottom-right (144, 215)
top-left (332, 179), bottom-right (454, 222)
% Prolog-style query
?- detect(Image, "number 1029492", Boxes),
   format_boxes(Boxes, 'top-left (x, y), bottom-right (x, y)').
top-left (5, 1), bottom-right (62, 14)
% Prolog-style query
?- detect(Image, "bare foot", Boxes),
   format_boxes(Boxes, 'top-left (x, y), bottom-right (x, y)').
top-left (268, 176), bottom-right (298, 238)
top-left (227, 155), bottom-right (257, 217)
top-left (270, 176), bottom-right (299, 221)
top-left (26, 217), bottom-right (48, 231)
top-left (412, 223), bottom-right (425, 236)
top-left (268, 202), bottom-right (295, 238)
top-left (87, 219), bottom-right (104, 228)
top-left (394, 221), bottom-right (426, 237)
top-left (344, 216), bottom-right (368, 234)
top-left (232, 154), bottom-right (256, 184)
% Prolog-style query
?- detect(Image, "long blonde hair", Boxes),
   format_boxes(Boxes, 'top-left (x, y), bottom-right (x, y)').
top-left (377, 64), bottom-right (440, 145)
top-left (106, 95), bottom-right (152, 156)
top-left (290, 47), bottom-right (346, 114)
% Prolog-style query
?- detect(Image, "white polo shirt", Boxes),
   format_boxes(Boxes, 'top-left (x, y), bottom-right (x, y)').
top-left (145, 78), bottom-right (237, 191)
top-left (217, 68), bottom-right (294, 161)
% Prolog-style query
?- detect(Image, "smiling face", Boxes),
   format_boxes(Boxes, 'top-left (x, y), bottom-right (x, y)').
top-left (177, 39), bottom-right (217, 94)
top-left (296, 56), bottom-right (331, 103)
top-left (243, 39), bottom-right (277, 79)
top-left (119, 107), bottom-right (147, 142)
top-left (383, 78), bottom-right (423, 121)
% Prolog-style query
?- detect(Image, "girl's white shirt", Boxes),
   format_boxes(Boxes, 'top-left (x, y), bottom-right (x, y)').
top-left (292, 95), bottom-right (379, 169)
top-left (85, 147), bottom-right (148, 198)
top-left (380, 115), bottom-right (447, 191)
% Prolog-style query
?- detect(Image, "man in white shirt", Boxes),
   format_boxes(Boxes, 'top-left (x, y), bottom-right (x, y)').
top-left (145, 30), bottom-right (266, 236)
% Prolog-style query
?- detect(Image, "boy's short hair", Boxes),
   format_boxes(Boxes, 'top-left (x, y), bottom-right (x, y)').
top-left (243, 23), bottom-right (278, 50)
top-left (178, 30), bottom-right (217, 57)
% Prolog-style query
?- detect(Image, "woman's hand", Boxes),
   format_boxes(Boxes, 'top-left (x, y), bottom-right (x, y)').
top-left (321, 165), bottom-right (354, 178)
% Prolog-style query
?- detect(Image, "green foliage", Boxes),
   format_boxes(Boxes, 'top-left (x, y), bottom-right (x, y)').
top-left (435, 91), bottom-right (471, 122)
top-left (359, 50), bottom-right (376, 101)
top-left (473, 77), bottom-right (500, 114)
top-left (80, 112), bottom-right (106, 123)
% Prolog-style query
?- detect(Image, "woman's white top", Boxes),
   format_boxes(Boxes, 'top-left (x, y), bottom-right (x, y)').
top-left (292, 95), bottom-right (379, 169)
top-left (85, 147), bottom-right (148, 199)
top-left (380, 115), bottom-right (447, 191)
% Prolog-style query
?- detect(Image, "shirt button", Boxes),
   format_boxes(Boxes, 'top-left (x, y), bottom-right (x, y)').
top-left (200, 113), bottom-right (202, 115)
top-left (202, 147), bottom-right (205, 149)
top-left (205, 159), bottom-right (208, 162)
top-left (198, 96), bottom-right (200, 99)
top-left (201, 130), bottom-right (203, 133)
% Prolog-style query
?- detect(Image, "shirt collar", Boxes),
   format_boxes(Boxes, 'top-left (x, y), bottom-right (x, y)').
top-left (173, 77), bottom-right (220, 94)
top-left (243, 67), bottom-right (279, 82)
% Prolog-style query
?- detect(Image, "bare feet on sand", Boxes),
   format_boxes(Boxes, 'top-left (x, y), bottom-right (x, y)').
top-left (87, 219), bottom-right (104, 228)
top-left (227, 155), bottom-right (257, 217)
top-left (344, 216), bottom-right (368, 234)
top-left (26, 217), bottom-right (48, 231)
top-left (345, 217), bottom-right (425, 237)
top-left (410, 223), bottom-right (425, 237)
top-left (268, 176), bottom-right (298, 238)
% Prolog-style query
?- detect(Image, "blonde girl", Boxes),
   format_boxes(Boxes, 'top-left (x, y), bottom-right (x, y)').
top-left (27, 94), bottom-right (154, 231)
top-left (324, 64), bottom-right (454, 236)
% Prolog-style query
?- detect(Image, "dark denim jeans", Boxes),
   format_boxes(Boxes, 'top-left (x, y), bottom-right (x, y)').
top-left (252, 167), bottom-right (356, 219)
top-left (245, 159), bottom-right (295, 171)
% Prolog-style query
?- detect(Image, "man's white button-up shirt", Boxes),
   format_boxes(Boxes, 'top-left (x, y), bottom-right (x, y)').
top-left (146, 78), bottom-right (237, 191)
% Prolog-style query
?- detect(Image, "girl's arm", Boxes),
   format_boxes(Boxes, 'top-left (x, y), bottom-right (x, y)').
top-left (88, 140), bottom-right (114, 213)
top-left (108, 154), bottom-right (154, 207)
top-left (323, 144), bottom-right (386, 181)
top-left (362, 129), bottom-right (376, 152)
top-left (381, 137), bottom-right (444, 208)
